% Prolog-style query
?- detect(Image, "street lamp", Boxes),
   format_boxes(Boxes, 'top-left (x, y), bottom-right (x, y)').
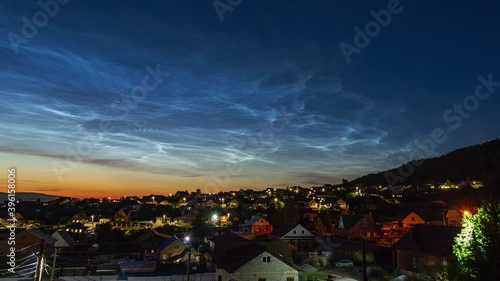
top-left (184, 236), bottom-right (191, 281)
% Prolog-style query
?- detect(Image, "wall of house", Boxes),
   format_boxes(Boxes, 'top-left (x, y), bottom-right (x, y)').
top-left (397, 251), bottom-right (444, 277)
top-left (402, 213), bottom-right (425, 227)
top-left (252, 219), bottom-right (273, 236)
top-left (350, 216), bottom-right (379, 239)
top-left (160, 239), bottom-right (186, 260)
top-left (225, 251), bottom-right (298, 281)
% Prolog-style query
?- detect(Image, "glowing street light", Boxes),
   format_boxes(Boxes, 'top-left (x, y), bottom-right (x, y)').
top-left (463, 210), bottom-right (470, 216)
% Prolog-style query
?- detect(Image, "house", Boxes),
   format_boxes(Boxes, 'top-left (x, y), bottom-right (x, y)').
top-left (216, 242), bottom-right (299, 281)
top-left (227, 199), bottom-right (239, 208)
top-left (114, 208), bottom-right (130, 226)
top-left (64, 222), bottom-right (87, 234)
top-left (135, 229), bottom-right (172, 256)
top-left (268, 223), bottom-right (316, 251)
top-left (208, 231), bottom-right (249, 255)
top-left (445, 210), bottom-right (462, 227)
top-left (204, 199), bottom-right (217, 208)
top-left (251, 198), bottom-right (267, 210)
top-left (157, 236), bottom-right (197, 264)
top-left (335, 214), bottom-right (379, 239)
top-left (239, 215), bottom-right (273, 236)
top-left (51, 230), bottom-right (77, 253)
top-left (317, 236), bottom-right (375, 264)
top-left (398, 211), bottom-right (426, 228)
top-left (336, 199), bottom-right (349, 210)
top-left (394, 224), bottom-right (460, 280)
top-left (0, 229), bottom-right (56, 259)
top-left (307, 199), bottom-right (319, 210)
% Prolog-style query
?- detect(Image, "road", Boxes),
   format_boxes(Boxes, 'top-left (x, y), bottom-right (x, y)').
top-left (317, 265), bottom-right (391, 281)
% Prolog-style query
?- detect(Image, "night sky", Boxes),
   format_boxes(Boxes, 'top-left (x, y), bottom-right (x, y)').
top-left (1, 1), bottom-right (499, 197)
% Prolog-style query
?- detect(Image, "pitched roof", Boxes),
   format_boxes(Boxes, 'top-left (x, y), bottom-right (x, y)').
top-left (270, 223), bottom-right (298, 238)
top-left (136, 229), bottom-right (172, 243)
top-left (339, 215), bottom-right (364, 229)
top-left (244, 214), bottom-right (269, 226)
top-left (26, 229), bottom-right (57, 244)
top-left (211, 232), bottom-right (250, 262)
top-left (157, 236), bottom-right (179, 252)
top-left (52, 230), bottom-right (77, 248)
top-left (211, 231), bottom-right (296, 270)
top-left (166, 247), bottom-right (190, 263)
top-left (215, 243), bottom-right (266, 273)
top-left (393, 224), bottom-right (460, 257)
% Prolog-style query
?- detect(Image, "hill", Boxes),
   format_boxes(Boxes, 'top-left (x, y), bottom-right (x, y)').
top-left (0, 192), bottom-right (61, 202)
top-left (343, 139), bottom-right (500, 188)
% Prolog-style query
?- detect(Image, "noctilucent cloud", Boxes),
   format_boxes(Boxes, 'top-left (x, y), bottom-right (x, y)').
top-left (1, 1), bottom-right (499, 197)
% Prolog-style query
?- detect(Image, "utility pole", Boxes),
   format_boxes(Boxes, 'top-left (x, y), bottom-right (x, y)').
top-left (50, 248), bottom-right (58, 281)
top-left (186, 245), bottom-right (191, 281)
top-left (362, 239), bottom-right (368, 281)
top-left (34, 239), bottom-right (45, 281)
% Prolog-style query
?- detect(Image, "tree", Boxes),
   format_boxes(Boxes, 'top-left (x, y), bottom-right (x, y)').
top-left (453, 201), bottom-right (500, 280)
top-left (314, 217), bottom-right (326, 235)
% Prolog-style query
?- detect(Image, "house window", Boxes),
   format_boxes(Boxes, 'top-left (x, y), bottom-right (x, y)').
top-left (412, 257), bottom-right (417, 269)
top-left (262, 256), bottom-right (271, 263)
top-left (174, 245), bottom-right (180, 250)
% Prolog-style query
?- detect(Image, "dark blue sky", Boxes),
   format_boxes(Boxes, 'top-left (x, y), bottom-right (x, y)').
top-left (1, 0), bottom-right (499, 195)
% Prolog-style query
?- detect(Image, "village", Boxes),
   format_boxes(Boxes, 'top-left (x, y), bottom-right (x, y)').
top-left (0, 182), bottom-right (483, 281)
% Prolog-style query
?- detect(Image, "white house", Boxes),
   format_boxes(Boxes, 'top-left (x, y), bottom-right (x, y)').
top-left (268, 223), bottom-right (316, 251)
top-left (336, 199), bottom-right (348, 210)
top-left (216, 242), bottom-right (298, 281)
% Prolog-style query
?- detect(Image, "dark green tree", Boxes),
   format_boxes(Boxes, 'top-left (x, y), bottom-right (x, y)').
top-left (452, 201), bottom-right (500, 280)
